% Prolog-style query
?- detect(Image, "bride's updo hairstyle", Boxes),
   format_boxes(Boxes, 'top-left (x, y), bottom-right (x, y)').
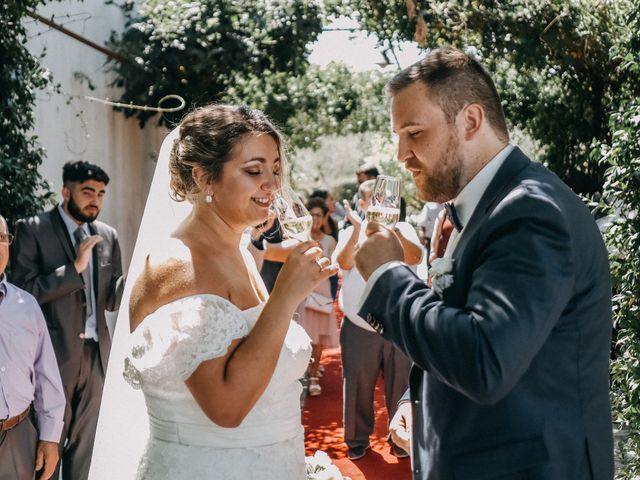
top-left (169, 104), bottom-right (289, 202)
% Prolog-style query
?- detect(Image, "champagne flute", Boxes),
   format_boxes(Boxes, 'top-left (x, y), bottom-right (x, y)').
top-left (272, 189), bottom-right (312, 242)
top-left (366, 175), bottom-right (401, 228)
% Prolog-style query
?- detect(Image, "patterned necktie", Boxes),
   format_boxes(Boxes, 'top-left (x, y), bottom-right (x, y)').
top-left (428, 208), bottom-right (456, 287)
top-left (435, 203), bottom-right (462, 258)
top-left (443, 202), bottom-right (463, 232)
top-left (429, 208), bottom-right (456, 262)
top-left (0, 282), bottom-right (6, 306)
top-left (74, 226), bottom-right (93, 318)
top-left (436, 213), bottom-right (455, 258)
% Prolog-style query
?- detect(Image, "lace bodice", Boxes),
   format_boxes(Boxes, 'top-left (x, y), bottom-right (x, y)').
top-left (125, 295), bottom-right (249, 389)
top-left (123, 294), bottom-right (312, 479)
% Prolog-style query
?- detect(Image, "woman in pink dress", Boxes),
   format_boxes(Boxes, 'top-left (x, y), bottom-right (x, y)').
top-left (296, 197), bottom-right (339, 396)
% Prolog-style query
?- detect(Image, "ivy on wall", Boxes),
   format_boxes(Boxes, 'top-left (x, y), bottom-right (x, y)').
top-left (0, 1), bottom-right (54, 230)
top-left (599, 5), bottom-right (640, 475)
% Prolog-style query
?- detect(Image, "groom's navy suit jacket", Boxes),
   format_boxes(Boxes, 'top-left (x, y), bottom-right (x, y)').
top-left (359, 148), bottom-right (613, 480)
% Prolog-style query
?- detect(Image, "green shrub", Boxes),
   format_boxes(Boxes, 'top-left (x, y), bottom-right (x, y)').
top-left (0, 1), bottom-right (54, 230)
top-left (600, 6), bottom-right (640, 473)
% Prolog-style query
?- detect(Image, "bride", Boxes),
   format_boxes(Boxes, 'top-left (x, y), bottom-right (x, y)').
top-left (122, 104), bottom-right (337, 479)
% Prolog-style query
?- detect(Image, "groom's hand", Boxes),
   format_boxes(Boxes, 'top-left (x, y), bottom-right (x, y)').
top-left (389, 401), bottom-right (412, 454)
top-left (354, 222), bottom-right (403, 280)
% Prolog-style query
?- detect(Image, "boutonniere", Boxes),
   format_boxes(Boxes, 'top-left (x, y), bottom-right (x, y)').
top-left (430, 257), bottom-right (454, 296)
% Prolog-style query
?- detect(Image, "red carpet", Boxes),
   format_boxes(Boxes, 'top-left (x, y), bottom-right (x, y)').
top-left (303, 347), bottom-right (411, 480)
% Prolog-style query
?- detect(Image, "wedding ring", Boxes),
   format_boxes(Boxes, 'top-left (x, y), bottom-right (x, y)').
top-left (315, 257), bottom-right (324, 272)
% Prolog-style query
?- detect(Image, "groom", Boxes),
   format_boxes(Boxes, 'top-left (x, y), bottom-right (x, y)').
top-left (354, 48), bottom-right (614, 479)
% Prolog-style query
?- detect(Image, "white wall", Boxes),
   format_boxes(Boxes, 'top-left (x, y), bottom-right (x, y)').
top-left (25, 0), bottom-right (167, 270)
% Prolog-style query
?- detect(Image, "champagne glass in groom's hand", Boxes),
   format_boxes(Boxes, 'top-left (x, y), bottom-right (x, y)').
top-left (366, 175), bottom-right (401, 228)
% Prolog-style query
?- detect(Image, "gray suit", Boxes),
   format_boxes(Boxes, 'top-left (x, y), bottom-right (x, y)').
top-left (11, 207), bottom-right (124, 479)
top-left (359, 148), bottom-right (614, 480)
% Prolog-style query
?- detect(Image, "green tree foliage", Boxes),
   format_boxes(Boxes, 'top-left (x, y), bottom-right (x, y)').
top-left (109, 0), bottom-right (324, 128)
top-left (222, 63), bottom-right (391, 149)
top-left (346, 0), bottom-right (633, 192)
top-left (108, 1), bottom-right (394, 151)
top-left (599, 4), bottom-right (640, 475)
top-left (0, 1), bottom-right (54, 230)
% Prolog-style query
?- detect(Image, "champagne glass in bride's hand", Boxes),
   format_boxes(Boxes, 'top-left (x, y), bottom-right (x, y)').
top-left (272, 190), bottom-right (312, 242)
top-left (367, 175), bottom-right (401, 228)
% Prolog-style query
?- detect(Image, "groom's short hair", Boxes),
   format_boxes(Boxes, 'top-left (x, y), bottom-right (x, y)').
top-left (388, 47), bottom-right (509, 142)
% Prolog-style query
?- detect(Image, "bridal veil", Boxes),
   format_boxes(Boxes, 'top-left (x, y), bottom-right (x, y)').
top-left (89, 127), bottom-right (188, 479)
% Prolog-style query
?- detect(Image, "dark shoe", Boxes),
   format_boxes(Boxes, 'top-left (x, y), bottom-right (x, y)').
top-left (347, 445), bottom-right (369, 461)
top-left (391, 443), bottom-right (409, 459)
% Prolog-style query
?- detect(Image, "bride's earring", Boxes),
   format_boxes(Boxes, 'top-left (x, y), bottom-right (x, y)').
top-left (205, 191), bottom-right (213, 204)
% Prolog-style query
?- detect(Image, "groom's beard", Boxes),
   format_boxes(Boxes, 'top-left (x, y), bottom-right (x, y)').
top-left (417, 130), bottom-right (464, 203)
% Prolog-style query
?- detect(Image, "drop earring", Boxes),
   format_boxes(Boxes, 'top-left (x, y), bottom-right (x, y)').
top-left (205, 191), bottom-right (213, 204)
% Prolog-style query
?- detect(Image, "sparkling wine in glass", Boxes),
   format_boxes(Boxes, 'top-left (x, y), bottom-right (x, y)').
top-left (366, 175), bottom-right (401, 228)
top-left (272, 190), bottom-right (312, 242)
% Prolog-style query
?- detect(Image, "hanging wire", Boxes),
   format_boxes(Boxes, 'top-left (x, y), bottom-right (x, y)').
top-left (44, 89), bottom-right (186, 156)
top-left (69, 94), bottom-right (186, 113)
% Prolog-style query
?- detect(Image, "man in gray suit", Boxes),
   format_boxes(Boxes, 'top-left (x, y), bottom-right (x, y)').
top-left (11, 161), bottom-right (124, 480)
top-left (355, 48), bottom-right (613, 479)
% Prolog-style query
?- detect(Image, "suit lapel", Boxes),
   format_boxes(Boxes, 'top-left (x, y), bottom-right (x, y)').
top-left (452, 147), bottom-right (531, 259)
top-left (50, 208), bottom-right (76, 263)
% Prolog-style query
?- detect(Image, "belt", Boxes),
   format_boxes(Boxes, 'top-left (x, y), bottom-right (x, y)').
top-left (149, 414), bottom-right (303, 449)
top-left (0, 405), bottom-right (30, 431)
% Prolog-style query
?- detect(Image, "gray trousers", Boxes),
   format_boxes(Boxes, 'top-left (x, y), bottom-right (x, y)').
top-left (340, 317), bottom-right (412, 449)
top-left (0, 414), bottom-right (37, 480)
top-left (55, 339), bottom-right (104, 480)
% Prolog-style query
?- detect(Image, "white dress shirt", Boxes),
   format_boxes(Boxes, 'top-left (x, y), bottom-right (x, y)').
top-left (361, 144), bottom-right (515, 305)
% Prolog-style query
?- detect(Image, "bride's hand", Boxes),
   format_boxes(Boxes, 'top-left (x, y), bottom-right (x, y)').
top-left (271, 240), bottom-right (338, 307)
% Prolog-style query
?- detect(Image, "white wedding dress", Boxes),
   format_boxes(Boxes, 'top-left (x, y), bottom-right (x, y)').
top-left (124, 294), bottom-right (312, 479)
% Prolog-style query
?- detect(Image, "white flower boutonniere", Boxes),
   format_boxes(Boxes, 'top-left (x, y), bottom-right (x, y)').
top-left (430, 257), bottom-right (455, 296)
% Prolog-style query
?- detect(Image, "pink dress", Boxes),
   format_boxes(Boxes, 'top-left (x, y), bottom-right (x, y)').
top-left (296, 235), bottom-right (339, 347)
